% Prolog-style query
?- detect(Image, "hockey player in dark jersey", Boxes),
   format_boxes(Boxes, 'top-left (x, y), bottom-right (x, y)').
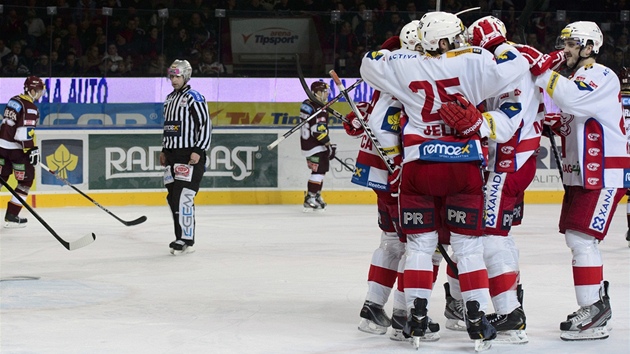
top-left (621, 67), bottom-right (630, 247)
top-left (299, 81), bottom-right (336, 211)
top-left (0, 76), bottom-right (45, 228)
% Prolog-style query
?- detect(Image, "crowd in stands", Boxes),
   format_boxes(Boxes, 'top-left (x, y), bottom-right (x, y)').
top-left (0, 0), bottom-right (628, 78)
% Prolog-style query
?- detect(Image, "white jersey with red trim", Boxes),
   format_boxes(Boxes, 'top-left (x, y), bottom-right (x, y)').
top-left (536, 64), bottom-right (630, 188)
top-left (360, 44), bottom-right (528, 165)
top-left (351, 91), bottom-right (402, 191)
top-left (483, 73), bottom-right (545, 173)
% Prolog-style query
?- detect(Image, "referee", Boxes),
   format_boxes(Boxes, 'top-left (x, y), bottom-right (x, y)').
top-left (159, 59), bottom-right (212, 255)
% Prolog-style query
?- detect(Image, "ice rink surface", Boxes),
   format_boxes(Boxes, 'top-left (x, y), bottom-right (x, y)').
top-left (1, 203), bottom-right (629, 354)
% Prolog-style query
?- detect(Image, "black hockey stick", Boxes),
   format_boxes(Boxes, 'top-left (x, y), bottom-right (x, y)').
top-left (267, 79), bottom-right (363, 150)
top-left (40, 163), bottom-right (147, 226)
top-left (544, 126), bottom-right (566, 191)
top-left (329, 70), bottom-right (395, 173)
top-left (333, 156), bottom-right (355, 172)
top-left (437, 243), bottom-right (458, 277)
top-left (295, 54), bottom-right (349, 123)
top-left (0, 176), bottom-right (96, 250)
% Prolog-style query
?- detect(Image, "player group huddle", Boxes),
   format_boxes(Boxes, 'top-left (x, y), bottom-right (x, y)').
top-left (342, 11), bottom-right (627, 352)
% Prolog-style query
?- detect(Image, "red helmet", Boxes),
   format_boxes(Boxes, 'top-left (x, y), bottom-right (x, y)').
top-left (621, 67), bottom-right (630, 91)
top-left (310, 81), bottom-right (329, 93)
top-left (24, 75), bottom-right (44, 92)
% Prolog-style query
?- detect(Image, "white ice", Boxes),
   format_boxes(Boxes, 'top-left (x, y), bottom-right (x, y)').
top-left (1, 204), bottom-right (629, 354)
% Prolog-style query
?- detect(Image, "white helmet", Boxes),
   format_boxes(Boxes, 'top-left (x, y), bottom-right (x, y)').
top-left (418, 12), bottom-right (466, 52)
top-left (400, 20), bottom-right (422, 51)
top-left (467, 16), bottom-right (506, 44)
top-left (556, 21), bottom-right (603, 54)
top-left (168, 59), bottom-right (192, 82)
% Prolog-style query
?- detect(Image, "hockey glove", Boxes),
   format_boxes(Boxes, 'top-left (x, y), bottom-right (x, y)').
top-left (437, 95), bottom-right (483, 138)
top-left (26, 146), bottom-right (40, 166)
top-left (532, 50), bottom-right (566, 76)
top-left (380, 35), bottom-right (401, 51)
top-left (327, 143), bottom-right (337, 160)
top-left (471, 19), bottom-right (506, 51)
top-left (387, 155), bottom-right (403, 197)
top-left (388, 166), bottom-right (402, 197)
top-left (343, 102), bottom-right (370, 136)
top-left (543, 112), bottom-right (563, 136)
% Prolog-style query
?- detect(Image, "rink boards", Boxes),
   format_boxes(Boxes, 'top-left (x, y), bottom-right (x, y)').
top-left (0, 128), bottom-right (571, 207)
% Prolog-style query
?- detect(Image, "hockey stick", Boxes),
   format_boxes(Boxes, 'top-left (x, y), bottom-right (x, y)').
top-left (544, 126), bottom-right (566, 190)
top-left (454, 6), bottom-right (480, 16)
top-left (437, 243), bottom-right (458, 277)
top-left (39, 163), bottom-right (147, 226)
top-left (295, 54), bottom-right (349, 123)
top-left (0, 176), bottom-right (96, 250)
top-left (267, 79), bottom-right (363, 150)
top-left (333, 156), bottom-right (355, 172)
top-left (329, 70), bottom-right (395, 173)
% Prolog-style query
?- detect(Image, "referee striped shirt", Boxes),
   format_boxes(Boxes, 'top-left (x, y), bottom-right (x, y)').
top-left (162, 85), bottom-right (212, 154)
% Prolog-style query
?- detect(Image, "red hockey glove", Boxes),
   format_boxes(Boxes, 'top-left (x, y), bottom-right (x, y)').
top-left (531, 50), bottom-right (566, 76)
top-left (327, 143), bottom-right (337, 160)
top-left (543, 112), bottom-right (563, 135)
top-left (343, 102), bottom-right (370, 136)
top-left (381, 35), bottom-right (401, 51)
top-left (387, 155), bottom-right (403, 197)
top-left (471, 19), bottom-right (506, 51)
top-left (388, 165), bottom-right (402, 197)
top-left (437, 95), bottom-right (483, 138)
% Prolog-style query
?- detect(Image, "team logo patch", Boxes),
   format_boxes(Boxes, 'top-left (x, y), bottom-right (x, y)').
top-left (574, 80), bottom-right (594, 91)
top-left (589, 188), bottom-right (614, 232)
top-left (366, 51), bottom-right (385, 60)
top-left (7, 100), bottom-right (21, 112)
top-left (499, 102), bottom-right (522, 119)
top-left (445, 205), bottom-right (479, 230)
top-left (418, 140), bottom-right (483, 162)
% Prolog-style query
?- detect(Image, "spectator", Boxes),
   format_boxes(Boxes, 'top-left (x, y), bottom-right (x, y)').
top-left (32, 54), bottom-right (50, 77)
top-left (65, 22), bottom-right (84, 58)
top-left (332, 21), bottom-right (359, 62)
top-left (79, 45), bottom-right (102, 76)
top-left (2, 9), bottom-right (25, 44)
top-left (0, 40), bottom-right (11, 63)
top-left (401, 1), bottom-right (421, 23)
top-left (58, 52), bottom-right (80, 77)
top-left (24, 9), bottom-right (46, 49)
top-left (194, 49), bottom-right (225, 76)
top-left (146, 53), bottom-right (167, 76)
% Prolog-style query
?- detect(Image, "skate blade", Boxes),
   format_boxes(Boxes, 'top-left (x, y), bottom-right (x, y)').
top-left (170, 247), bottom-right (196, 256)
top-left (560, 326), bottom-right (609, 341)
top-left (493, 330), bottom-right (528, 344)
top-left (358, 318), bottom-right (387, 335)
top-left (474, 339), bottom-right (492, 352)
top-left (445, 319), bottom-right (467, 331)
top-left (389, 329), bottom-right (406, 341)
top-left (3, 222), bottom-right (27, 229)
top-left (302, 207), bottom-right (325, 213)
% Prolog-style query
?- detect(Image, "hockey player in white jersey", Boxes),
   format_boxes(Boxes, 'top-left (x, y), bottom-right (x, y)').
top-left (360, 12), bottom-right (529, 350)
top-left (437, 15), bottom-right (566, 344)
top-left (534, 21), bottom-right (629, 341)
top-left (350, 21), bottom-right (440, 342)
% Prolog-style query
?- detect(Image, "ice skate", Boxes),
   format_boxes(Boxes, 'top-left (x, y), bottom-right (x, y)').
top-left (390, 309), bottom-right (440, 342)
top-left (444, 282), bottom-right (466, 331)
top-left (560, 281), bottom-right (611, 341)
top-left (4, 213), bottom-right (27, 228)
top-left (465, 300), bottom-right (496, 352)
top-left (486, 307), bottom-right (528, 344)
top-left (169, 240), bottom-right (195, 255)
top-left (303, 192), bottom-right (324, 212)
top-left (402, 298), bottom-right (430, 349)
top-left (314, 192), bottom-right (327, 209)
top-left (358, 301), bottom-right (390, 335)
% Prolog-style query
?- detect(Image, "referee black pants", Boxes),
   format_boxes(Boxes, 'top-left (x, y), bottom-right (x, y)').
top-left (163, 148), bottom-right (206, 245)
